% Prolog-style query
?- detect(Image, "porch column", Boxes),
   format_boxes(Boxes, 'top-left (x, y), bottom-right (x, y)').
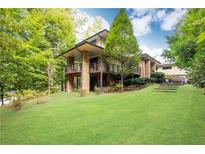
top-left (81, 51), bottom-right (90, 93)
top-left (145, 60), bottom-right (151, 77)
top-left (66, 75), bottom-right (74, 92)
top-left (141, 60), bottom-right (146, 77)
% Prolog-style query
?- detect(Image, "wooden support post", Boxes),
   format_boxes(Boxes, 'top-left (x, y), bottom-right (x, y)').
top-left (100, 55), bottom-right (103, 88)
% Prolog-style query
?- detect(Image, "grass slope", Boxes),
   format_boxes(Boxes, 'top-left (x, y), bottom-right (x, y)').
top-left (0, 85), bottom-right (205, 144)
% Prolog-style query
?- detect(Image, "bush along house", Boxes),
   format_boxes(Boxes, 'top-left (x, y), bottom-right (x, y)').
top-left (58, 29), bottom-right (160, 93)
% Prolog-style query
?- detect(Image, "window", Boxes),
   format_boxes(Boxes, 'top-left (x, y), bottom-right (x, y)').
top-left (162, 66), bottom-right (172, 70)
top-left (90, 39), bottom-right (96, 45)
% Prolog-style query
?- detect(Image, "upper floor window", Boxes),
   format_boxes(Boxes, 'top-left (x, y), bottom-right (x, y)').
top-left (162, 66), bottom-right (172, 70)
top-left (90, 39), bottom-right (96, 45)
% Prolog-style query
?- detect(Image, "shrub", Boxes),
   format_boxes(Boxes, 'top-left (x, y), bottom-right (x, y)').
top-left (151, 72), bottom-right (165, 79)
top-left (124, 78), bottom-right (147, 86)
top-left (79, 89), bottom-right (87, 97)
top-left (144, 77), bottom-right (155, 83)
top-left (12, 98), bottom-right (23, 111)
top-left (94, 87), bottom-right (103, 95)
top-left (22, 89), bottom-right (36, 100)
top-left (50, 86), bottom-right (59, 94)
top-left (36, 92), bottom-right (48, 104)
top-left (151, 72), bottom-right (165, 83)
top-left (115, 83), bottom-right (124, 92)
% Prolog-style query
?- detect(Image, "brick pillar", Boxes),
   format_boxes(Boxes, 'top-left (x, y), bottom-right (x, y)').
top-left (81, 51), bottom-right (90, 93)
top-left (66, 75), bottom-right (74, 92)
top-left (141, 60), bottom-right (146, 77)
top-left (145, 60), bottom-right (151, 77)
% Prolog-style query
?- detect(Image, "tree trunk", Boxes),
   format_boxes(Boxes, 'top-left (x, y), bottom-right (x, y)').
top-left (0, 84), bottom-right (4, 106)
top-left (47, 62), bottom-right (53, 95)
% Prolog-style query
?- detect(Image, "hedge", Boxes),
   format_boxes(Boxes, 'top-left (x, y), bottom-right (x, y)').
top-left (124, 77), bottom-right (155, 86)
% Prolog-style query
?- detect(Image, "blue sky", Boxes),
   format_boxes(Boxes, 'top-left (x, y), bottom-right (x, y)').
top-left (79, 8), bottom-right (187, 62)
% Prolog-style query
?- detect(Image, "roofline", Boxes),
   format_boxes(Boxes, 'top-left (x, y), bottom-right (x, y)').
top-left (75, 29), bottom-right (109, 46)
top-left (142, 53), bottom-right (161, 64)
top-left (56, 41), bottom-right (104, 58)
top-left (157, 63), bottom-right (175, 67)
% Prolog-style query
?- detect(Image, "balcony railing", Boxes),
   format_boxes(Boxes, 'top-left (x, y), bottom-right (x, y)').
top-left (66, 63), bottom-right (82, 74)
top-left (90, 62), bottom-right (99, 72)
top-left (65, 62), bottom-right (120, 74)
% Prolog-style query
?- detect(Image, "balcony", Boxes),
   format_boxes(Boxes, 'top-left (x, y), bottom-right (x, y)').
top-left (65, 62), bottom-right (121, 74)
top-left (66, 63), bottom-right (82, 74)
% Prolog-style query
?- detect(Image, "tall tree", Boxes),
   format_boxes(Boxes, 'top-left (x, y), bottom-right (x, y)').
top-left (104, 9), bottom-right (140, 92)
top-left (0, 9), bottom-right (76, 104)
top-left (73, 9), bottom-right (108, 41)
top-left (163, 8), bottom-right (205, 89)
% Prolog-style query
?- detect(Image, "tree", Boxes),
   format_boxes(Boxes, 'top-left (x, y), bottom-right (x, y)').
top-left (0, 9), bottom-right (76, 105)
top-left (104, 9), bottom-right (140, 92)
top-left (163, 9), bottom-right (205, 89)
top-left (73, 9), bottom-right (108, 41)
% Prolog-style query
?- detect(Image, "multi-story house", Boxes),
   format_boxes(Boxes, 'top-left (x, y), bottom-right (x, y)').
top-left (58, 29), bottom-right (160, 93)
top-left (156, 63), bottom-right (187, 83)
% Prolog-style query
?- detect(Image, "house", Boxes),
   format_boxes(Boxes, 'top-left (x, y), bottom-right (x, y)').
top-left (58, 29), bottom-right (160, 93)
top-left (156, 63), bottom-right (187, 83)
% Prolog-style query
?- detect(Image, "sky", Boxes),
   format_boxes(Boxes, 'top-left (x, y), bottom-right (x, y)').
top-left (79, 8), bottom-right (187, 62)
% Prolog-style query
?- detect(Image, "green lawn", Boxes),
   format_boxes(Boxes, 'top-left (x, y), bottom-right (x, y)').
top-left (0, 85), bottom-right (205, 144)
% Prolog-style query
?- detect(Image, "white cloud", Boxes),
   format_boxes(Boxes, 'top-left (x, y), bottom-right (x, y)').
top-left (154, 9), bottom-right (166, 21)
top-left (129, 9), bottom-right (158, 37)
top-left (132, 15), bottom-right (153, 37)
top-left (160, 9), bottom-right (187, 31)
top-left (128, 8), bottom-right (187, 37)
top-left (140, 45), bottom-right (165, 62)
top-left (129, 8), bottom-right (156, 18)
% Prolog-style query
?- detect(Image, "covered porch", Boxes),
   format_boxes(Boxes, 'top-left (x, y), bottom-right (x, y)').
top-left (60, 42), bottom-right (105, 93)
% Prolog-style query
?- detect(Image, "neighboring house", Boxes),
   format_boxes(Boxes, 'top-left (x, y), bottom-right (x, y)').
top-left (156, 63), bottom-right (187, 83)
top-left (58, 29), bottom-right (160, 92)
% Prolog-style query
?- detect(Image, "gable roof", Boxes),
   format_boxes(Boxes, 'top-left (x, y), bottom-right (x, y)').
top-left (57, 29), bottom-right (161, 64)
top-left (76, 29), bottom-right (109, 46)
top-left (142, 53), bottom-right (160, 64)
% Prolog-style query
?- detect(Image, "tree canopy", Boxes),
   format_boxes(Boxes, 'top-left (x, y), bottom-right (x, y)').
top-left (0, 8), bottom-right (76, 105)
top-left (162, 8), bottom-right (205, 88)
top-left (104, 8), bottom-right (141, 91)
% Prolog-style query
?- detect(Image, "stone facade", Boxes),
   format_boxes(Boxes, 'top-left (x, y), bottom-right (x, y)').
top-left (145, 60), bottom-right (151, 78)
top-left (81, 51), bottom-right (90, 93)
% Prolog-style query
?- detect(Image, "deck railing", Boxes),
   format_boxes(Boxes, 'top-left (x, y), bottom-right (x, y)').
top-left (66, 62), bottom-right (121, 74)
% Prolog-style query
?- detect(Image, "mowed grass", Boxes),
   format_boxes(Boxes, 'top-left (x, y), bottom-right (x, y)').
top-left (0, 85), bottom-right (205, 144)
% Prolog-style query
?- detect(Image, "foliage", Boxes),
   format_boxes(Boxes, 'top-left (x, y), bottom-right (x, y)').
top-left (124, 77), bottom-right (153, 86)
top-left (36, 92), bottom-right (48, 104)
top-left (0, 9), bottom-right (76, 105)
top-left (151, 72), bottom-right (165, 79)
top-left (73, 9), bottom-right (108, 41)
top-left (94, 87), bottom-right (103, 95)
top-left (104, 9), bottom-right (141, 92)
top-left (50, 86), bottom-right (60, 94)
top-left (12, 99), bottom-right (23, 111)
top-left (162, 9), bottom-right (205, 88)
top-left (79, 89), bottom-right (87, 97)
top-left (22, 89), bottom-right (37, 100)
top-left (151, 72), bottom-right (165, 84)
top-left (188, 54), bottom-right (205, 88)
top-left (115, 83), bottom-right (124, 92)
